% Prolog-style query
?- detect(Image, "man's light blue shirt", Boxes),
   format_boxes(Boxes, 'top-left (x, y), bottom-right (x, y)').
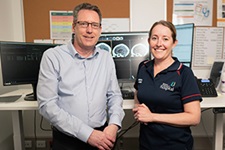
top-left (37, 41), bottom-right (125, 143)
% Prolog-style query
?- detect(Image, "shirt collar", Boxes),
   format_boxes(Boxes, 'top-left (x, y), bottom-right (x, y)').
top-left (146, 57), bottom-right (181, 73)
top-left (166, 57), bottom-right (181, 72)
top-left (67, 41), bottom-right (99, 59)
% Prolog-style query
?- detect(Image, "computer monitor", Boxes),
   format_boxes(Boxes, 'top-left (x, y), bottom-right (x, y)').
top-left (173, 23), bottom-right (194, 68)
top-left (0, 41), bottom-right (58, 101)
top-left (97, 31), bottom-right (150, 82)
top-left (209, 60), bottom-right (225, 88)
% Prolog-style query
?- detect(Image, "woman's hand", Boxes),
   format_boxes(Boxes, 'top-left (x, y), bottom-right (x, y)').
top-left (133, 103), bottom-right (152, 124)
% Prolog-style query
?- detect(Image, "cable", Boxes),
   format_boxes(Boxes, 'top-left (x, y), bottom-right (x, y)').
top-left (117, 121), bottom-right (139, 139)
top-left (201, 108), bottom-right (212, 113)
top-left (112, 121), bottom-right (139, 150)
top-left (40, 116), bottom-right (52, 131)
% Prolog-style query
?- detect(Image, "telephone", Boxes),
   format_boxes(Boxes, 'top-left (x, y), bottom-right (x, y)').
top-left (196, 60), bottom-right (225, 97)
top-left (196, 78), bottom-right (218, 97)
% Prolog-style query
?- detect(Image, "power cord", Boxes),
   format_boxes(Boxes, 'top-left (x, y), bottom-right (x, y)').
top-left (40, 116), bottom-right (52, 131)
top-left (117, 121), bottom-right (139, 139)
top-left (113, 121), bottom-right (139, 150)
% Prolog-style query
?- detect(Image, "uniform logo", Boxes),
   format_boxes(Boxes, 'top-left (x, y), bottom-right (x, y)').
top-left (138, 78), bottom-right (143, 84)
top-left (160, 82), bottom-right (176, 91)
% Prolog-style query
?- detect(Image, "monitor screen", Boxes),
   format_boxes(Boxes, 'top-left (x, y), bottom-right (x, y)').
top-left (0, 41), bottom-right (58, 101)
top-left (173, 23), bottom-right (194, 68)
top-left (97, 32), bottom-right (150, 82)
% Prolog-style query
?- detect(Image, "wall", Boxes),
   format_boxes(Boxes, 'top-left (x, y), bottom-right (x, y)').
top-left (0, 0), bottom-right (25, 149)
top-left (0, 0), bottom-right (25, 94)
top-left (130, 0), bottom-right (166, 31)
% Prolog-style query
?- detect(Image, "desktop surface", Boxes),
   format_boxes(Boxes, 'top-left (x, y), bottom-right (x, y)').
top-left (0, 89), bottom-right (37, 110)
top-left (0, 88), bottom-right (225, 110)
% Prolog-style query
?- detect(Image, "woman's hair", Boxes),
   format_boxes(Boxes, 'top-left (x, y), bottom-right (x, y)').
top-left (73, 3), bottom-right (102, 23)
top-left (148, 20), bottom-right (177, 43)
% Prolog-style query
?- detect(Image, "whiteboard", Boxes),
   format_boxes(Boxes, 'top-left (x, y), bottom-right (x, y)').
top-left (193, 27), bottom-right (224, 67)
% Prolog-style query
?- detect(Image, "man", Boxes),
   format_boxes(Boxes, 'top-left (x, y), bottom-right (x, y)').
top-left (37, 3), bottom-right (125, 150)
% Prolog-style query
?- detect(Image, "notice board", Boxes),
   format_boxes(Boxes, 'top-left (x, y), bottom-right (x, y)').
top-left (23, 0), bottom-right (129, 42)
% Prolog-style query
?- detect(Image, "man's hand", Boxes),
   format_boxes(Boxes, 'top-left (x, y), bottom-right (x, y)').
top-left (103, 124), bottom-right (119, 143)
top-left (87, 129), bottom-right (114, 150)
top-left (87, 124), bottom-right (119, 150)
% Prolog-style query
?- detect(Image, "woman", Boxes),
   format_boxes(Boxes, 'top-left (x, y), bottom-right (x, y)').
top-left (132, 20), bottom-right (202, 150)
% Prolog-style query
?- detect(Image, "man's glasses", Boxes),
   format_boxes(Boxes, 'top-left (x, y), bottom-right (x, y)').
top-left (75, 21), bottom-right (101, 29)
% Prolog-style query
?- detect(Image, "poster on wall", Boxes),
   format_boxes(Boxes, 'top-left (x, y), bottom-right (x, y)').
top-left (217, 0), bottom-right (225, 27)
top-left (172, 0), bottom-right (213, 26)
top-left (50, 11), bottom-right (73, 40)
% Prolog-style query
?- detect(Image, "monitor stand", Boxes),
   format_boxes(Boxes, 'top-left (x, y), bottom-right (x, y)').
top-left (24, 83), bottom-right (37, 101)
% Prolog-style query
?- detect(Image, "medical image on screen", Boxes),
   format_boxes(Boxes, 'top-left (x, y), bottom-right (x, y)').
top-left (98, 32), bottom-right (150, 81)
top-left (96, 40), bottom-right (112, 52)
top-left (131, 43), bottom-right (148, 57)
top-left (112, 43), bottom-right (130, 58)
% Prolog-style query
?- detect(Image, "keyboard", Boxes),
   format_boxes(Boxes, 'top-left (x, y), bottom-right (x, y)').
top-left (196, 79), bottom-right (218, 97)
top-left (0, 95), bottom-right (22, 102)
top-left (121, 90), bottom-right (134, 99)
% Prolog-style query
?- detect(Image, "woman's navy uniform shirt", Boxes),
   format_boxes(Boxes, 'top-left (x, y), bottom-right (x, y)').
top-left (134, 57), bottom-right (202, 150)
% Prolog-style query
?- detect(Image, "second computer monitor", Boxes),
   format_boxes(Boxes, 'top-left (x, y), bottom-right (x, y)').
top-left (0, 41), bottom-right (59, 100)
top-left (173, 23), bottom-right (195, 68)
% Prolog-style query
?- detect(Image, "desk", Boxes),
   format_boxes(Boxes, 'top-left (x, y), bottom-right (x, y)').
top-left (0, 89), bottom-right (224, 150)
top-left (0, 89), bottom-right (36, 150)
